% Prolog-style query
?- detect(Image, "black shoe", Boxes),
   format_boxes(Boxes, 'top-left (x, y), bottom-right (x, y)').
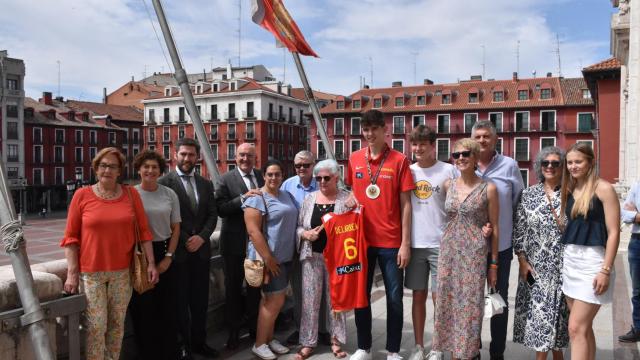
top-left (286, 330), bottom-right (299, 345)
top-left (489, 355), bottom-right (504, 360)
top-left (619, 327), bottom-right (640, 343)
top-left (318, 332), bottom-right (331, 346)
top-left (193, 344), bottom-right (219, 359)
top-left (226, 329), bottom-right (240, 350)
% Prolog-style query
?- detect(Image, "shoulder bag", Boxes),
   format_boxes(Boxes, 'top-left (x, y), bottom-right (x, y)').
top-left (126, 186), bottom-right (155, 294)
top-left (244, 192), bottom-right (269, 287)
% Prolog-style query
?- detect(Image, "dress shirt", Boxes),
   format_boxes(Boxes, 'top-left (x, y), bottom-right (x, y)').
top-left (280, 175), bottom-right (318, 209)
top-left (238, 168), bottom-right (257, 190)
top-left (622, 182), bottom-right (640, 234)
top-left (176, 166), bottom-right (199, 204)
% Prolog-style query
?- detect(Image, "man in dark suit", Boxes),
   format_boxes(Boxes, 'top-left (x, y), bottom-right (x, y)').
top-left (158, 138), bottom-right (218, 360)
top-left (215, 143), bottom-right (264, 350)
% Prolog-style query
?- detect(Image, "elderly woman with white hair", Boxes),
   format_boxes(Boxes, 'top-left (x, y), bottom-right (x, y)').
top-left (295, 159), bottom-right (349, 359)
top-left (513, 146), bottom-right (569, 359)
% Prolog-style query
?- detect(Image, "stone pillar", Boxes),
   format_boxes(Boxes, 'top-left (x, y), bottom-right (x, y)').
top-left (627, 0), bottom-right (640, 185)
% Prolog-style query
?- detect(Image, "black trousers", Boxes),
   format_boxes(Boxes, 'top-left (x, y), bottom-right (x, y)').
top-left (174, 251), bottom-right (210, 350)
top-left (129, 240), bottom-right (178, 360)
top-left (223, 253), bottom-right (261, 333)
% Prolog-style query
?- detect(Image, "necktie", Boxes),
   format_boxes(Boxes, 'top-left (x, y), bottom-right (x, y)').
top-left (181, 175), bottom-right (197, 213)
top-left (245, 174), bottom-right (257, 189)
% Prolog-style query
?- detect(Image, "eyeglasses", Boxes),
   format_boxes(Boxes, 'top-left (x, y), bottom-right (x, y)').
top-left (294, 163), bottom-right (312, 169)
top-left (541, 160), bottom-right (561, 168)
top-left (451, 151), bottom-right (472, 159)
top-left (98, 163), bottom-right (119, 171)
top-left (314, 176), bottom-right (333, 183)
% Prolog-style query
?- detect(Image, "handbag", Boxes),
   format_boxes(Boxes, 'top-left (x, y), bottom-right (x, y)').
top-left (244, 192), bottom-right (269, 287)
top-left (126, 186), bottom-right (155, 294)
top-left (484, 286), bottom-right (506, 319)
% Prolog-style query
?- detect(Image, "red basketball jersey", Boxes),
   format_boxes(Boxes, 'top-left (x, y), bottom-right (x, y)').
top-left (322, 207), bottom-right (368, 311)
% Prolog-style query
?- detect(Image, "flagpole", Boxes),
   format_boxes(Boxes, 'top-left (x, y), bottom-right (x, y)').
top-left (151, 0), bottom-right (220, 182)
top-left (291, 52), bottom-right (335, 161)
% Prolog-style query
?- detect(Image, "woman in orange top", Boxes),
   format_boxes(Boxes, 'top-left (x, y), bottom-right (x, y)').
top-left (61, 147), bottom-right (159, 360)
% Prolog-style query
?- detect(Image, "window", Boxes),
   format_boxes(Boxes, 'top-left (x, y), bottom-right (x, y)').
top-left (207, 124), bottom-right (217, 141)
top-left (33, 128), bottom-right (42, 143)
top-left (515, 111), bottom-right (530, 131)
top-left (289, 125), bottom-right (293, 142)
top-left (247, 102), bottom-right (254, 118)
top-left (268, 124), bottom-right (275, 139)
top-left (122, 129), bottom-right (129, 145)
top-left (442, 94), bottom-right (451, 104)
top-left (493, 91), bottom-right (504, 102)
top-left (520, 169), bottom-right (529, 187)
top-left (373, 98), bottom-right (382, 108)
top-left (540, 88), bottom-right (552, 99)
top-left (392, 139), bottom-right (404, 154)
top-left (55, 167), bottom-right (64, 185)
top-left (395, 97), bottom-right (404, 107)
top-left (393, 116), bottom-right (405, 134)
top-left (464, 113), bottom-right (478, 133)
top-left (299, 110), bottom-right (304, 124)
top-left (75, 147), bottom-right (83, 162)
top-left (90, 147), bottom-right (97, 160)
top-left (163, 126), bottom-right (170, 141)
top-left (278, 144), bottom-right (284, 159)
top-left (417, 95), bottom-right (426, 105)
top-left (353, 99), bottom-right (361, 109)
top-left (163, 108), bottom-right (170, 123)
top-left (582, 89), bottom-right (591, 99)
top-left (576, 140), bottom-right (594, 148)
top-left (268, 143), bottom-right (274, 157)
top-left (7, 78), bottom-right (19, 90)
top-left (55, 129), bottom-right (65, 143)
top-left (75, 167), bottom-right (84, 182)
top-left (468, 93), bottom-right (478, 103)
top-left (210, 144), bottom-right (218, 160)
top-left (496, 138), bottom-right (503, 154)
top-left (437, 114), bottom-right (450, 133)
top-left (540, 110), bottom-right (556, 131)
top-left (227, 143), bottom-right (236, 160)
top-left (540, 137), bottom-right (556, 149)
top-left (74, 130), bottom-right (83, 144)
top-left (90, 130), bottom-right (97, 144)
top-left (351, 139), bottom-right (361, 153)
top-left (227, 123), bottom-right (236, 140)
top-left (33, 169), bottom-right (43, 186)
top-left (489, 112), bottom-right (503, 132)
top-left (196, 105), bottom-right (201, 116)
top-left (6, 105), bottom-right (18, 118)
top-left (33, 145), bottom-right (43, 163)
top-left (147, 127), bottom-right (156, 142)
top-left (268, 103), bottom-right (275, 120)
top-left (412, 115), bottom-right (425, 127)
top-left (514, 138), bottom-right (530, 161)
top-left (518, 90), bottom-right (528, 101)
top-left (317, 141), bottom-right (327, 160)
top-left (278, 105), bottom-right (283, 120)
top-left (336, 101), bottom-right (345, 109)
top-left (7, 144), bottom-right (18, 162)
top-left (7, 122), bottom-right (18, 139)
top-left (108, 132), bottom-right (116, 145)
top-left (148, 109), bottom-right (155, 123)
top-left (317, 118), bottom-right (327, 135)
top-left (178, 125), bottom-right (185, 139)
top-left (7, 167), bottom-right (18, 179)
top-left (436, 139), bottom-right (450, 162)
top-left (163, 145), bottom-right (170, 159)
top-left (577, 113), bottom-right (594, 132)
top-left (132, 129), bottom-right (140, 144)
top-left (335, 140), bottom-right (345, 160)
top-left (245, 123), bottom-right (256, 140)
top-left (178, 107), bottom-right (185, 122)
top-left (210, 105), bottom-right (218, 120)
top-left (351, 117), bottom-right (361, 135)
top-left (333, 118), bottom-right (344, 136)
top-left (54, 146), bottom-right (64, 162)
top-left (279, 125), bottom-right (284, 141)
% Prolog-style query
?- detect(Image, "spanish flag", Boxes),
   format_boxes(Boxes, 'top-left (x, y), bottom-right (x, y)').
top-left (251, 0), bottom-right (319, 57)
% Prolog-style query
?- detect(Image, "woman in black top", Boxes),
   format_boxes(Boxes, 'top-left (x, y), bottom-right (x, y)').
top-left (295, 159), bottom-right (351, 359)
top-left (560, 142), bottom-right (620, 360)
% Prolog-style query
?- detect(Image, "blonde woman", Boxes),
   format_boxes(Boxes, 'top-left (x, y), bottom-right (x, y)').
top-left (560, 142), bottom-right (620, 360)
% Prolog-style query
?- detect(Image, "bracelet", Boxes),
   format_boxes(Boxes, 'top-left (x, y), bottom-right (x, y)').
top-left (599, 270), bottom-right (611, 276)
top-left (490, 258), bottom-right (498, 265)
top-left (601, 265), bottom-right (612, 272)
top-left (489, 264), bottom-right (498, 270)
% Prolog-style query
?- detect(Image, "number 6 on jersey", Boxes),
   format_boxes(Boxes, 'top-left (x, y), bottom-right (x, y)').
top-left (344, 238), bottom-right (357, 260)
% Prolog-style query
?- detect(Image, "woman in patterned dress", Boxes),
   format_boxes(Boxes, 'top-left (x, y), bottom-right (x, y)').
top-left (432, 138), bottom-right (499, 360)
top-left (513, 146), bottom-right (569, 360)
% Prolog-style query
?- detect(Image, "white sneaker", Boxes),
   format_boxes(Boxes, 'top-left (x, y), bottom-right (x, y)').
top-left (387, 352), bottom-right (403, 360)
top-left (252, 344), bottom-right (277, 360)
top-left (425, 350), bottom-right (444, 360)
top-left (268, 339), bottom-right (290, 355)
top-left (350, 349), bottom-right (373, 360)
top-left (408, 345), bottom-right (424, 360)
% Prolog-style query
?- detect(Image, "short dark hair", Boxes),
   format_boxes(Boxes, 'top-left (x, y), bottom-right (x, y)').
top-left (175, 137), bottom-right (200, 153)
top-left (409, 125), bottom-right (436, 144)
top-left (262, 158), bottom-right (284, 175)
top-left (361, 109), bottom-right (385, 127)
top-left (133, 149), bottom-right (166, 172)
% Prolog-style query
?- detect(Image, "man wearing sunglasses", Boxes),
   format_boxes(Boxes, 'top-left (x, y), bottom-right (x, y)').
top-left (472, 120), bottom-right (524, 360)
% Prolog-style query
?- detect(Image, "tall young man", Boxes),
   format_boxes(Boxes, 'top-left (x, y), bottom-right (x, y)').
top-left (619, 181), bottom-right (640, 343)
top-left (472, 121), bottom-right (524, 360)
top-left (405, 126), bottom-right (456, 360)
top-left (347, 110), bottom-right (414, 360)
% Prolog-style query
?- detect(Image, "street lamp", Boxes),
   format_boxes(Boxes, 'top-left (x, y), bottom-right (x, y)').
top-left (75, 169), bottom-right (83, 191)
top-left (65, 180), bottom-right (76, 208)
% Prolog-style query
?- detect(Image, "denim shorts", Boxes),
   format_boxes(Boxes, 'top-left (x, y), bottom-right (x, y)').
top-left (263, 261), bottom-right (292, 295)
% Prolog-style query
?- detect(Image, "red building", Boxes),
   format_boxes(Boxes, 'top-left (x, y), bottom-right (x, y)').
top-left (317, 73), bottom-right (602, 186)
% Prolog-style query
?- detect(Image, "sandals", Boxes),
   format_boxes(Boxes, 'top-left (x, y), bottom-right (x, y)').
top-left (295, 346), bottom-right (314, 360)
top-left (331, 343), bottom-right (347, 359)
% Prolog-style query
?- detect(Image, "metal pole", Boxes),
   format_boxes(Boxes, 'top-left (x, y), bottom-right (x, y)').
top-left (0, 160), bottom-right (54, 360)
top-left (151, 0), bottom-right (221, 182)
top-left (291, 52), bottom-right (335, 161)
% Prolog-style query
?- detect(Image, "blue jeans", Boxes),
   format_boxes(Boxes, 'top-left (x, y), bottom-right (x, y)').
top-left (354, 247), bottom-right (404, 353)
top-left (630, 234), bottom-right (640, 330)
top-left (488, 247), bottom-right (513, 356)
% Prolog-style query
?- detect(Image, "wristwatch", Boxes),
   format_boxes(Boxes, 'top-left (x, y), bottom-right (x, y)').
top-left (165, 252), bottom-right (174, 260)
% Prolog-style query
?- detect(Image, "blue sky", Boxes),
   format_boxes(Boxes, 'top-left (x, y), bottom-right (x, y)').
top-left (0, 0), bottom-right (617, 102)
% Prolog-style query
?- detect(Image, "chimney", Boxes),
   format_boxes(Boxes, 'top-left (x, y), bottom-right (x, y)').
top-left (226, 61), bottom-right (232, 80)
top-left (364, 85), bottom-right (370, 89)
top-left (470, 75), bottom-right (482, 81)
top-left (203, 68), bottom-right (207, 82)
top-left (131, 75), bottom-right (134, 81)
top-left (103, 87), bottom-right (108, 104)
top-left (392, 81), bottom-right (402, 87)
top-left (512, 72), bottom-right (518, 81)
top-left (43, 92), bottom-right (53, 105)
top-left (546, 72), bottom-right (553, 78)
top-left (423, 79), bottom-right (434, 85)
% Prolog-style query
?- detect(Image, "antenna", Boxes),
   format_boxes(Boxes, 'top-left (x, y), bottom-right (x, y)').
top-left (210, 56), bottom-right (213, 71)
top-left (369, 56), bottom-right (374, 88)
top-left (143, 64), bottom-right (148, 81)
top-left (56, 60), bottom-right (61, 98)
top-left (516, 40), bottom-right (520, 75)
top-left (283, 48), bottom-right (286, 83)
top-left (481, 45), bottom-right (486, 79)
top-left (411, 51), bottom-right (418, 84)
top-left (237, 0), bottom-right (242, 67)
top-left (555, 34), bottom-right (563, 77)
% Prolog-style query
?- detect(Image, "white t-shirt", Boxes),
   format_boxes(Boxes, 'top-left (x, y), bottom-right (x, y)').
top-left (410, 161), bottom-right (456, 248)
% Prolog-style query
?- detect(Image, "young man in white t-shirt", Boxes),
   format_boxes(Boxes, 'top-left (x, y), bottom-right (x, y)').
top-left (406, 125), bottom-right (456, 360)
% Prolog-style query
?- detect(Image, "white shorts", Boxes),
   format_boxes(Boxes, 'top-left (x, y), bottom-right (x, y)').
top-left (562, 244), bottom-right (614, 305)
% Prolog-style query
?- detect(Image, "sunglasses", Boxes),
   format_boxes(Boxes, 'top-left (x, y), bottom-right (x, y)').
top-left (314, 176), bottom-right (333, 183)
top-left (451, 151), bottom-right (472, 159)
top-left (294, 163), bottom-right (312, 169)
top-left (541, 160), bottom-right (561, 168)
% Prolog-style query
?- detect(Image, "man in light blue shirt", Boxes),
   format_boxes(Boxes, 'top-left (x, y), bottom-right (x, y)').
top-left (619, 181), bottom-right (640, 343)
top-left (472, 120), bottom-right (524, 360)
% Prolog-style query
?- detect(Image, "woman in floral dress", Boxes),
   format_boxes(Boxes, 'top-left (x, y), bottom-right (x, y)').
top-left (432, 138), bottom-right (499, 360)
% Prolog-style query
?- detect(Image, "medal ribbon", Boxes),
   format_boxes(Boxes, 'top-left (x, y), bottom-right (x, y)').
top-left (365, 146), bottom-right (390, 186)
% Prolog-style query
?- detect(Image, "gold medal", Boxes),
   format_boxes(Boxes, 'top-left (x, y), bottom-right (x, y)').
top-left (366, 184), bottom-right (380, 199)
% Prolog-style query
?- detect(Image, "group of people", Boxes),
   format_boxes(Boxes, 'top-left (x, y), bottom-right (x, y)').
top-left (60, 107), bottom-right (632, 360)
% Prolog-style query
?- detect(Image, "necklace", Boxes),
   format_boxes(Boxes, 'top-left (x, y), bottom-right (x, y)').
top-left (95, 184), bottom-right (119, 199)
top-left (315, 203), bottom-right (334, 212)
